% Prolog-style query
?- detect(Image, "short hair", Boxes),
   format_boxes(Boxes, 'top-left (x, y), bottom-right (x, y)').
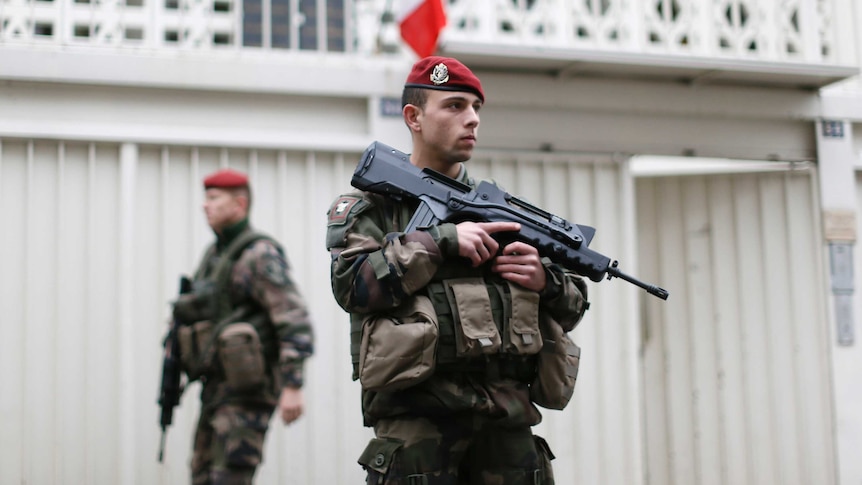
top-left (228, 186), bottom-right (252, 211)
top-left (402, 86), bottom-right (429, 110)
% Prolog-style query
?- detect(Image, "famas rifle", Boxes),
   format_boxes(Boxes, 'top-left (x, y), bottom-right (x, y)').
top-left (351, 141), bottom-right (669, 300)
top-left (157, 275), bottom-right (193, 462)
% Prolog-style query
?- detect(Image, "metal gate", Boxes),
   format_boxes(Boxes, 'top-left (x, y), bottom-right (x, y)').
top-left (636, 167), bottom-right (836, 485)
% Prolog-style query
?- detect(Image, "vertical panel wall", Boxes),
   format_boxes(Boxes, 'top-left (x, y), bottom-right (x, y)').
top-left (0, 139), bottom-right (643, 485)
top-left (0, 138), bottom-right (372, 485)
top-left (836, 170), bottom-right (862, 484)
top-left (469, 152), bottom-right (642, 485)
top-left (636, 169), bottom-right (835, 485)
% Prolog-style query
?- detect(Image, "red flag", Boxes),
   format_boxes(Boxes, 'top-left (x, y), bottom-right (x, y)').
top-left (398, 0), bottom-right (447, 58)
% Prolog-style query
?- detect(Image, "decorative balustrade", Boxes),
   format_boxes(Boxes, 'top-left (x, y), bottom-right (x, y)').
top-left (443, 0), bottom-right (838, 64)
top-left (0, 0), bottom-right (350, 51)
top-left (0, 0), bottom-right (851, 73)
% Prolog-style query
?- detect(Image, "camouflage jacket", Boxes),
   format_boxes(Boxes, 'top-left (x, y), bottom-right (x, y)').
top-left (197, 219), bottom-right (314, 403)
top-left (326, 166), bottom-right (588, 425)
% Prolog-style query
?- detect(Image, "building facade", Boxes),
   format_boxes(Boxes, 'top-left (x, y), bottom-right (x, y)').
top-left (1, 1), bottom-right (861, 484)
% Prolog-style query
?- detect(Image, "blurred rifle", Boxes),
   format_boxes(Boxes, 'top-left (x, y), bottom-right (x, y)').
top-left (157, 276), bottom-right (193, 462)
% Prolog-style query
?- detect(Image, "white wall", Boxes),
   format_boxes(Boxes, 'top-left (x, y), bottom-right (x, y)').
top-left (0, 135), bottom-right (646, 485)
top-left (1, 40), bottom-right (858, 484)
top-left (637, 167), bottom-right (835, 485)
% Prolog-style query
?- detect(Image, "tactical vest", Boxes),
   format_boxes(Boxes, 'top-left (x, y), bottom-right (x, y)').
top-left (346, 179), bottom-right (540, 385)
top-left (349, 250), bottom-right (538, 383)
top-left (176, 229), bottom-right (280, 378)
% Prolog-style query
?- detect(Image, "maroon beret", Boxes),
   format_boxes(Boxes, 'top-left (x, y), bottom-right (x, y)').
top-left (203, 168), bottom-right (248, 189)
top-left (404, 56), bottom-right (484, 103)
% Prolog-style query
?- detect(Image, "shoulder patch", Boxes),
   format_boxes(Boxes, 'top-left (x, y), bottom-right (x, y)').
top-left (326, 194), bottom-right (370, 250)
top-left (327, 195), bottom-right (366, 226)
top-left (261, 252), bottom-right (289, 287)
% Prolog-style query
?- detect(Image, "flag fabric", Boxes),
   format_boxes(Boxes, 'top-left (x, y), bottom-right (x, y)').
top-left (397, 0), bottom-right (447, 58)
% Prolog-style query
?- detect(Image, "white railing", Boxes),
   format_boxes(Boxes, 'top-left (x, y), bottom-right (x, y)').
top-left (0, 0), bottom-right (846, 65)
top-left (0, 0), bottom-right (361, 52)
top-left (443, 0), bottom-right (839, 64)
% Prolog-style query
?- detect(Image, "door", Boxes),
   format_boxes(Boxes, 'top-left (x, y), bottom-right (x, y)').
top-left (636, 166), bottom-right (836, 485)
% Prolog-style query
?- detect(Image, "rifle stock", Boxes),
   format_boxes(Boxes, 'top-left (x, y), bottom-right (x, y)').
top-left (352, 141), bottom-right (669, 300)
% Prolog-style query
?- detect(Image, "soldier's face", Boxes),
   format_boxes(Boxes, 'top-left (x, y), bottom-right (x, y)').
top-left (417, 89), bottom-right (481, 164)
top-left (203, 188), bottom-right (245, 232)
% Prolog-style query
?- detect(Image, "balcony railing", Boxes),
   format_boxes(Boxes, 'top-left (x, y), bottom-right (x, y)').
top-left (443, 0), bottom-right (839, 64)
top-left (438, 0), bottom-right (857, 88)
top-left (0, 0), bottom-right (356, 51)
top-left (0, 0), bottom-right (856, 87)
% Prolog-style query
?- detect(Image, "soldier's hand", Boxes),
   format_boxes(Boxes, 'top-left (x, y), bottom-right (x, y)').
top-left (456, 221), bottom-right (520, 267)
top-left (492, 241), bottom-right (546, 292)
top-left (279, 387), bottom-right (304, 425)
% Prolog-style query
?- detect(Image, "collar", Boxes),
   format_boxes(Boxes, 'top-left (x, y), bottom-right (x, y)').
top-left (453, 164), bottom-right (474, 187)
top-left (216, 218), bottom-right (250, 250)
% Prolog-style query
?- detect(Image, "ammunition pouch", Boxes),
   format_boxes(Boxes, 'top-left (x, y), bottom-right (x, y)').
top-left (501, 282), bottom-right (543, 355)
top-left (177, 320), bottom-right (216, 381)
top-left (173, 281), bottom-right (221, 381)
top-left (530, 314), bottom-right (580, 410)
top-left (358, 295), bottom-right (438, 392)
top-left (218, 322), bottom-right (267, 393)
top-left (443, 278), bottom-right (502, 357)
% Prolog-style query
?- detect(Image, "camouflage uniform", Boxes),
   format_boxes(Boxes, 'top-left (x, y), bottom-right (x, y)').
top-left (326, 168), bottom-right (588, 485)
top-left (185, 217), bottom-right (314, 485)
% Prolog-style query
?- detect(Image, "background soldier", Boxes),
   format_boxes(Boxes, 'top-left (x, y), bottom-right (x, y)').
top-left (171, 168), bottom-right (314, 484)
top-left (326, 57), bottom-right (589, 484)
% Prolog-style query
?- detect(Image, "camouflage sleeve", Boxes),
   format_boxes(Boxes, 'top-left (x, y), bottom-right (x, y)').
top-left (325, 192), bottom-right (459, 314)
top-left (234, 240), bottom-right (314, 388)
top-left (539, 259), bottom-right (590, 332)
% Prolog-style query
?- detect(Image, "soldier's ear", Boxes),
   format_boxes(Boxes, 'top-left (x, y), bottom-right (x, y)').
top-left (403, 104), bottom-right (422, 132)
top-left (235, 193), bottom-right (250, 213)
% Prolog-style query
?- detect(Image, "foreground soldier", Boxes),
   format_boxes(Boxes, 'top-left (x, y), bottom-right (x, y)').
top-left (326, 57), bottom-right (589, 484)
top-left (171, 169), bottom-right (314, 484)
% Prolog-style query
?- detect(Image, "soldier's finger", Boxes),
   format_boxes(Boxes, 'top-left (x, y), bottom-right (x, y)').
top-left (501, 241), bottom-right (537, 256)
top-left (477, 221), bottom-right (521, 234)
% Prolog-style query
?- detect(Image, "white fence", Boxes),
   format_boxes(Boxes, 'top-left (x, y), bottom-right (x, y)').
top-left (0, 0), bottom-right (847, 65)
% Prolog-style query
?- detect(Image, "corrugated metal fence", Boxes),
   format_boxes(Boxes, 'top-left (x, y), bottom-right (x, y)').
top-left (0, 138), bottom-right (641, 485)
top-left (637, 168), bottom-right (836, 485)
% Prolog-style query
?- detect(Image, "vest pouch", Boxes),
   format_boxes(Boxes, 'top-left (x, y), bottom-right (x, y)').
top-left (218, 322), bottom-right (266, 393)
top-left (530, 314), bottom-right (580, 410)
top-left (443, 278), bottom-right (501, 357)
top-left (177, 320), bottom-right (216, 381)
top-left (359, 295), bottom-right (439, 392)
top-left (503, 282), bottom-right (542, 355)
top-left (357, 437), bottom-right (404, 477)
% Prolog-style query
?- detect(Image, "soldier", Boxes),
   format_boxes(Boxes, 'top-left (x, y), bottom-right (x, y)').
top-left (171, 168), bottom-right (314, 485)
top-left (326, 57), bottom-right (589, 484)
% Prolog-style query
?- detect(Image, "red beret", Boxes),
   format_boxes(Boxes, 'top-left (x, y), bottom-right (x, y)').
top-left (203, 168), bottom-right (248, 189)
top-left (404, 56), bottom-right (484, 103)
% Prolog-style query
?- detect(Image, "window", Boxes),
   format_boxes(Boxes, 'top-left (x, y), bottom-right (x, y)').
top-left (242, 0), bottom-right (346, 51)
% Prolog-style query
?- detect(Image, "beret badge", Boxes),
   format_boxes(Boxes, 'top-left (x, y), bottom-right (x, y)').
top-left (430, 63), bottom-right (450, 85)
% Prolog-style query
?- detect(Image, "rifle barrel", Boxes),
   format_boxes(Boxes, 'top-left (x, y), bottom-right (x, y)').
top-left (158, 428), bottom-right (166, 463)
top-left (607, 263), bottom-right (669, 300)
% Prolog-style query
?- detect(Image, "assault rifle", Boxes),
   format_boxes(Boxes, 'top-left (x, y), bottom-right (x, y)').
top-left (351, 141), bottom-right (669, 300)
top-left (157, 276), bottom-right (193, 462)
